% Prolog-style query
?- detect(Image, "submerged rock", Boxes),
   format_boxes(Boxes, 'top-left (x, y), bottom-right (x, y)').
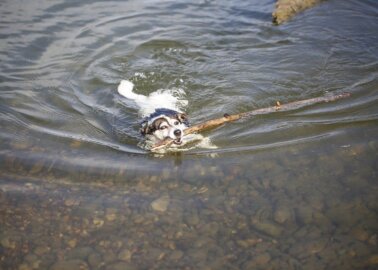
top-left (88, 252), bottom-right (103, 268)
top-left (251, 217), bottom-right (284, 238)
top-left (118, 248), bottom-right (132, 261)
top-left (151, 195), bottom-right (170, 212)
top-left (50, 259), bottom-right (89, 270)
top-left (273, 206), bottom-right (294, 224)
top-left (105, 262), bottom-right (137, 270)
top-left (367, 255), bottom-right (378, 266)
top-left (169, 250), bottom-right (184, 261)
top-left (243, 253), bottom-right (271, 269)
top-left (66, 246), bottom-right (94, 260)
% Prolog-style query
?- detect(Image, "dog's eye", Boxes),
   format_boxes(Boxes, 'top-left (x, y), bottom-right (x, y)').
top-left (174, 121), bottom-right (179, 125)
top-left (159, 126), bottom-right (167, 130)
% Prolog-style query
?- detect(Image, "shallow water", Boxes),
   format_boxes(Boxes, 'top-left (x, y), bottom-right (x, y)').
top-left (1, 0), bottom-right (378, 269)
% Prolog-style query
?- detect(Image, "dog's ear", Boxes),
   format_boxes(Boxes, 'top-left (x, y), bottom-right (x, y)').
top-left (140, 121), bottom-right (150, 135)
top-left (177, 113), bottom-right (189, 124)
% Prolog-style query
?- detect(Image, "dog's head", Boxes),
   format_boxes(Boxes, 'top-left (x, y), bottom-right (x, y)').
top-left (141, 108), bottom-right (189, 146)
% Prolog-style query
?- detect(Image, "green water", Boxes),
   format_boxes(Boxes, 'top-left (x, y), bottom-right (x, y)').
top-left (1, 0), bottom-right (377, 269)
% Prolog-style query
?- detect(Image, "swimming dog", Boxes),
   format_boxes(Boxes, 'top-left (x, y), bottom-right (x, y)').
top-left (118, 79), bottom-right (216, 151)
top-left (118, 80), bottom-right (193, 150)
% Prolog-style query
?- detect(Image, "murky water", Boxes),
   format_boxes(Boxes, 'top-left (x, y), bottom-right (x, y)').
top-left (1, 0), bottom-right (378, 269)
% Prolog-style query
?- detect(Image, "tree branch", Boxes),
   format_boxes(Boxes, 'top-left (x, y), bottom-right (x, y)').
top-left (150, 93), bottom-right (350, 151)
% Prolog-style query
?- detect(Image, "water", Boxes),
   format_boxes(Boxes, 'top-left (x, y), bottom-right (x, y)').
top-left (1, 0), bottom-right (378, 269)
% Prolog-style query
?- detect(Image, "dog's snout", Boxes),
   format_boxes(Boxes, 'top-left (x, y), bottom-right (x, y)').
top-left (174, 129), bottom-right (182, 137)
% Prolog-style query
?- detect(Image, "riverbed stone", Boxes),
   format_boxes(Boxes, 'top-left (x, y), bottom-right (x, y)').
top-left (169, 250), bottom-right (184, 261)
top-left (351, 227), bottom-right (370, 242)
top-left (105, 212), bottom-right (117, 222)
top-left (151, 195), bottom-right (170, 212)
top-left (64, 198), bottom-right (80, 207)
top-left (273, 206), bottom-right (293, 224)
top-left (250, 218), bottom-right (284, 238)
top-left (243, 252), bottom-right (272, 269)
top-left (0, 236), bottom-right (17, 249)
top-left (236, 238), bottom-right (263, 248)
top-left (295, 205), bottom-right (314, 225)
top-left (254, 252), bottom-right (271, 265)
top-left (118, 248), bottom-right (132, 261)
top-left (105, 262), bottom-right (137, 270)
top-left (66, 246), bottom-right (94, 260)
top-left (50, 259), bottom-right (89, 270)
top-left (93, 217), bottom-right (104, 228)
top-left (66, 238), bottom-right (77, 249)
top-left (34, 245), bottom-right (50, 256)
top-left (88, 252), bottom-right (103, 268)
top-left (367, 254), bottom-right (378, 265)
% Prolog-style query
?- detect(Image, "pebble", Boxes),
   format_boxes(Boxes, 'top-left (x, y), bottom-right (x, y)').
top-left (273, 206), bottom-right (293, 224)
top-left (151, 195), bottom-right (170, 212)
top-left (66, 246), bottom-right (94, 260)
top-left (368, 254), bottom-right (378, 265)
top-left (66, 239), bottom-right (77, 248)
top-left (295, 205), bottom-right (314, 225)
top-left (169, 250), bottom-right (184, 261)
top-left (185, 212), bottom-right (200, 226)
top-left (0, 237), bottom-right (16, 249)
top-left (18, 264), bottom-right (31, 270)
top-left (50, 259), bottom-right (89, 270)
top-left (93, 218), bottom-right (104, 228)
top-left (64, 198), bottom-right (80, 207)
top-left (351, 227), bottom-right (370, 242)
top-left (290, 239), bottom-right (327, 259)
top-left (11, 141), bottom-right (30, 150)
top-left (34, 245), bottom-right (50, 256)
top-left (105, 262), bottom-right (137, 270)
top-left (29, 162), bottom-right (44, 174)
top-left (88, 252), bottom-right (103, 268)
top-left (243, 252), bottom-right (271, 269)
top-left (250, 218), bottom-right (283, 238)
top-left (105, 213), bottom-right (117, 222)
top-left (236, 238), bottom-right (263, 248)
top-left (118, 249), bottom-right (132, 261)
top-left (254, 252), bottom-right (271, 265)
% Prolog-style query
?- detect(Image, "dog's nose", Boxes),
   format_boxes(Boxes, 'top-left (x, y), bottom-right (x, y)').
top-left (174, 129), bottom-right (182, 137)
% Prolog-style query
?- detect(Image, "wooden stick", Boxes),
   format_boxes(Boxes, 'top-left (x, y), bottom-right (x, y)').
top-left (150, 93), bottom-right (350, 151)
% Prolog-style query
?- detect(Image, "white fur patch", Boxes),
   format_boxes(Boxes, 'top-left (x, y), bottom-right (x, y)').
top-left (118, 80), bottom-right (188, 117)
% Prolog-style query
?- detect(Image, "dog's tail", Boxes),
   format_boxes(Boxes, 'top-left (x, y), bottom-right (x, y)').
top-left (118, 79), bottom-right (188, 117)
top-left (118, 80), bottom-right (146, 103)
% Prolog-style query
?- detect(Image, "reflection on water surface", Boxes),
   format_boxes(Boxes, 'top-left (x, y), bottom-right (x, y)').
top-left (1, 0), bottom-right (378, 269)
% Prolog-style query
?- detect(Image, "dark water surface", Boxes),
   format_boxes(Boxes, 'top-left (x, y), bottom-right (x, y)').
top-left (1, 0), bottom-right (378, 269)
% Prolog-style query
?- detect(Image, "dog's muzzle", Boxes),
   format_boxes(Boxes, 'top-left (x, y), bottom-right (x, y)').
top-left (173, 129), bottom-right (183, 145)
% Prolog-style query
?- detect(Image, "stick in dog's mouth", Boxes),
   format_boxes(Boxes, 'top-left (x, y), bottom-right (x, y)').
top-left (150, 92), bottom-right (351, 151)
top-left (173, 137), bottom-right (183, 145)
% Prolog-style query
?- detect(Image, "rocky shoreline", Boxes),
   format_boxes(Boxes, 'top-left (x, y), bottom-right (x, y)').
top-left (1, 141), bottom-right (377, 269)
